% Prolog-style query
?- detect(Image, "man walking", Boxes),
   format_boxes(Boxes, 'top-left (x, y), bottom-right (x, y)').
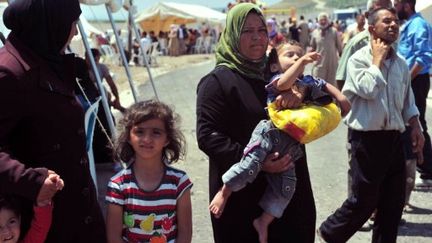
top-left (318, 7), bottom-right (425, 243)
top-left (298, 15), bottom-right (310, 49)
top-left (310, 12), bottom-right (342, 86)
top-left (333, 0), bottom-right (394, 231)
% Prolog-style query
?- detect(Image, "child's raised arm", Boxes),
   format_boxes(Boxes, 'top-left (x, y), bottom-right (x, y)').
top-left (323, 82), bottom-right (351, 116)
top-left (36, 171), bottom-right (64, 207)
top-left (275, 52), bottom-right (321, 91)
top-left (22, 205), bottom-right (53, 243)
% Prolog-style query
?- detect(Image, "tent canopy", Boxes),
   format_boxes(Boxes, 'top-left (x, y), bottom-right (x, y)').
top-left (263, 0), bottom-right (315, 17)
top-left (80, 0), bottom-right (123, 12)
top-left (266, 0), bottom-right (314, 10)
top-left (79, 15), bottom-right (104, 36)
top-left (135, 1), bottom-right (226, 33)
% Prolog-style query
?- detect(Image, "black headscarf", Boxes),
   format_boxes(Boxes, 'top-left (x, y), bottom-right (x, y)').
top-left (3, 0), bottom-right (81, 76)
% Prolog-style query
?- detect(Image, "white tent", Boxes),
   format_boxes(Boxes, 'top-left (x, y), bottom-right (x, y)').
top-left (79, 15), bottom-right (104, 36)
top-left (70, 14), bottom-right (105, 56)
top-left (417, 0), bottom-right (432, 24)
top-left (135, 1), bottom-right (226, 33)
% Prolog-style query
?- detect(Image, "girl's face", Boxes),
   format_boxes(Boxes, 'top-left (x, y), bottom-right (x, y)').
top-left (0, 209), bottom-right (20, 243)
top-left (129, 118), bottom-right (169, 163)
top-left (239, 13), bottom-right (268, 61)
top-left (277, 44), bottom-right (304, 72)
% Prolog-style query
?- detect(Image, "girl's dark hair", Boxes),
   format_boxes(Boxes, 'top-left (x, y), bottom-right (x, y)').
top-left (0, 194), bottom-right (21, 217)
top-left (0, 194), bottom-right (33, 240)
top-left (113, 100), bottom-right (186, 164)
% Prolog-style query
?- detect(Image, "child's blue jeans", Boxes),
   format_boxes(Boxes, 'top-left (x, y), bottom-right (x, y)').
top-left (222, 119), bottom-right (304, 218)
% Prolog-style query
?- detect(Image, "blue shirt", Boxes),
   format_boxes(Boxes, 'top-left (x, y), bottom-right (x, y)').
top-left (398, 13), bottom-right (432, 75)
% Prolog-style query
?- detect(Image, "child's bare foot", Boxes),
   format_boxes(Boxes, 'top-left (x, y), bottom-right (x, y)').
top-left (209, 185), bottom-right (231, 218)
top-left (253, 212), bottom-right (274, 243)
top-left (253, 217), bottom-right (268, 243)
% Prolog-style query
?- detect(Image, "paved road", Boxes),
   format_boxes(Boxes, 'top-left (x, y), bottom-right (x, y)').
top-left (97, 60), bottom-right (432, 242)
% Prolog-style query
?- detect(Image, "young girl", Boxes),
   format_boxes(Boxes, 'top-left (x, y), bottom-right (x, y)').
top-left (209, 40), bottom-right (350, 243)
top-left (0, 174), bottom-right (64, 243)
top-left (106, 100), bottom-right (193, 243)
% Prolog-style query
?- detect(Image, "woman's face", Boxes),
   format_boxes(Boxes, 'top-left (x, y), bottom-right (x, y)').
top-left (239, 13), bottom-right (268, 61)
top-left (61, 20), bottom-right (78, 54)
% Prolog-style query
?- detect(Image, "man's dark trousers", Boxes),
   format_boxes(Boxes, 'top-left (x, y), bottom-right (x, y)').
top-left (319, 129), bottom-right (406, 243)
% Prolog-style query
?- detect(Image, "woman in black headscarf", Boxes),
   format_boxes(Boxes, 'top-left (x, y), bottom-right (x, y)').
top-left (0, 0), bottom-right (107, 242)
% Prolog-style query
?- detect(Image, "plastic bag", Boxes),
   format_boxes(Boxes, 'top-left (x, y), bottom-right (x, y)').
top-left (267, 101), bottom-right (341, 144)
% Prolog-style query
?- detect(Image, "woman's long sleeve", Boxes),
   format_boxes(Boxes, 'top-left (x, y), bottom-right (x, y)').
top-left (196, 75), bottom-right (243, 166)
top-left (0, 73), bottom-right (47, 200)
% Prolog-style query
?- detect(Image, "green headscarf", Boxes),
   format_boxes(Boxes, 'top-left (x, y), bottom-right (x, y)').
top-left (216, 3), bottom-right (268, 81)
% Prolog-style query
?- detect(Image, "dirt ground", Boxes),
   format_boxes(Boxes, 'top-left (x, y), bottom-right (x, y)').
top-left (105, 54), bottom-right (214, 99)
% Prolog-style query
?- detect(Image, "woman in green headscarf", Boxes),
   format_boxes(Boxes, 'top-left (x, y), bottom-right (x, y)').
top-left (196, 3), bottom-right (316, 243)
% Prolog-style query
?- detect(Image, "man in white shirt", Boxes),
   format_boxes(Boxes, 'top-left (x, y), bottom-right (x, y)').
top-left (343, 14), bottom-right (366, 47)
top-left (318, 7), bottom-right (424, 243)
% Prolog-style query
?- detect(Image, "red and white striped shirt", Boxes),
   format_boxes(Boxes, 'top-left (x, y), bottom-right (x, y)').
top-left (106, 163), bottom-right (193, 243)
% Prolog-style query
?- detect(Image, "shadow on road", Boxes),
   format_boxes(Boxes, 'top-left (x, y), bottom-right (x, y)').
top-left (398, 222), bottom-right (432, 237)
top-left (404, 204), bottom-right (432, 215)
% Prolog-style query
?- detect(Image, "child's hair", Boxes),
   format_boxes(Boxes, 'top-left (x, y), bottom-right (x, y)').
top-left (0, 194), bottom-right (30, 240)
top-left (85, 48), bottom-right (101, 59)
top-left (274, 39), bottom-right (303, 56)
top-left (0, 194), bottom-right (21, 217)
top-left (265, 39), bottom-right (304, 78)
top-left (113, 100), bottom-right (186, 164)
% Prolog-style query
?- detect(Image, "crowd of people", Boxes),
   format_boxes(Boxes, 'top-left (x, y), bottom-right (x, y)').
top-left (198, 0), bottom-right (431, 243)
top-left (0, 0), bottom-right (431, 243)
top-left (88, 23), bottom-right (221, 67)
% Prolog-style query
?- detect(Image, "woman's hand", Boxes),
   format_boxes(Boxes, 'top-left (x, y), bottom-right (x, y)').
top-left (261, 152), bottom-right (294, 173)
top-left (36, 170), bottom-right (64, 206)
top-left (275, 88), bottom-right (304, 110)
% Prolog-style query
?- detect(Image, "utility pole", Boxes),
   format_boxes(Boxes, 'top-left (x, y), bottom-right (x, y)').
top-left (127, 0), bottom-right (134, 60)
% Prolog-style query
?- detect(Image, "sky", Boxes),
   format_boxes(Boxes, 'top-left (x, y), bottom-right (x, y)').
top-left (81, 0), bottom-right (281, 21)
